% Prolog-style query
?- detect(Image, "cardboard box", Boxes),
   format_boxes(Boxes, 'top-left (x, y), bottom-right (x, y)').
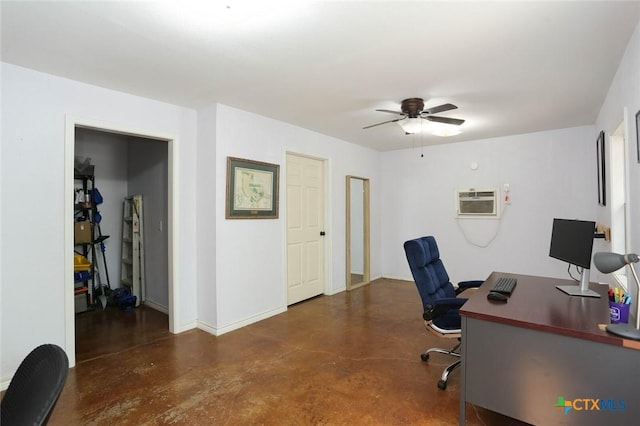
top-left (74, 221), bottom-right (92, 244)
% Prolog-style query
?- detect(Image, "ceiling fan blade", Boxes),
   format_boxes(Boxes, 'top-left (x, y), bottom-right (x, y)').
top-left (424, 116), bottom-right (465, 126)
top-left (422, 103), bottom-right (457, 115)
top-left (362, 118), bottom-right (403, 129)
top-left (375, 109), bottom-right (406, 116)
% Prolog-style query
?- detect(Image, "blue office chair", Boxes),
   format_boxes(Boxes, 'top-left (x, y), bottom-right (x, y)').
top-left (0, 344), bottom-right (69, 425)
top-left (404, 236), bottom-right (483, 390)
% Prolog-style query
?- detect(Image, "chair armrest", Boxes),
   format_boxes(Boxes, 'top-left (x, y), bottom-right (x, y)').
top-left (455, 280), bottom-right (484, 295)
top-left (423, 297), bottom-right (466, 321)
top-left (458, 280), bottom-right (484, 289)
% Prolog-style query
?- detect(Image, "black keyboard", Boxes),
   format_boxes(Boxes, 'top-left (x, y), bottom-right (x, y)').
top-left (490, 277), bottom-right (517, 294)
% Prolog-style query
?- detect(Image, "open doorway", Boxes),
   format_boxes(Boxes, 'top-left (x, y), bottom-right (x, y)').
top-left (64, 116), bottom-right (179, 367)
top-left (73, 128), bottom-right (169, 362)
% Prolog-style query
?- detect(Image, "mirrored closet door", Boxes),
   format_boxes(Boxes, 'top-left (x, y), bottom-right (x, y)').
top-left (346, 176), bottom-right (370, 290)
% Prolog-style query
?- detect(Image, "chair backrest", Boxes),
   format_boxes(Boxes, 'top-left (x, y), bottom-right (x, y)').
top-left (0, 344), bottom-right (69, 426)
top-left (404, 236), bottom-right (456, 311)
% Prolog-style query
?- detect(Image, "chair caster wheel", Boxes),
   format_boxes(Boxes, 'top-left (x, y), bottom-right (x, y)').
top-left (420, 353), bottom-right (429, 361)
top-left (437, 380), bottom-right (447, 390)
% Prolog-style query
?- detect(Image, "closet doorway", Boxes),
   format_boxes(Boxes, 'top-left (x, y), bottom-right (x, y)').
top-left (64, 117), bottom-right (178, 367)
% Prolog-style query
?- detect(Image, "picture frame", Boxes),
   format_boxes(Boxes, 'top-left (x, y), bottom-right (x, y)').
top-left (596, 130), bottom-right (606, 206)
top-left (636, 109), bottom-right (640, 164)
top-left (226, 156), bottom-right (279, 219)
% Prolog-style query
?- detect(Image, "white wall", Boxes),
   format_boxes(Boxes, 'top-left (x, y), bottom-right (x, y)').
top-left (0, 63), bottom-right (198, 380)
top-left (596, 17), bottom-right (640, 255)
top-left (595, 18), bottom-right (640, 314)
top-left (2, 16), bottom-right (637, 384)
top-left (208, 104), bottom-right (381, 334)
top-left (128, 137), bottom-right (169, 309)
top-left (195, 104), bottom-right (218, 329)
top-left (381, 126), bottom-right (598, 284)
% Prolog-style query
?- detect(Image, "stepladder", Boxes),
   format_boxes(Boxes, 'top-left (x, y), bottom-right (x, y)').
top-left (121, 195), bottom-right (145, 307)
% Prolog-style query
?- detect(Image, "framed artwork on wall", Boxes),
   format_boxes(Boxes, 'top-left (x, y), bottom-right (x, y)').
top-left (226, 156), bottom-right (280, 219)
top-left (597, 130), bottom-right (606, 206)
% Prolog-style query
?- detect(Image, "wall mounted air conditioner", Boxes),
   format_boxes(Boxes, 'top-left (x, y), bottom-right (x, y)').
top-left (456, 188), bottom-right (500, 218)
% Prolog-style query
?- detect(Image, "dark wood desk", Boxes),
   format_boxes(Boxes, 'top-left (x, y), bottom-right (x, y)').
top-left (459, 272), bottom-right (640, 425)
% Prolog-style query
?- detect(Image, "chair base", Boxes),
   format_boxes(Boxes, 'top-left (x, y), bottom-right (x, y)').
top-left (437, 360), bottom-right (461, 390)
top-left (420, 342), bottom-right (461, 390)
top-left (422, 342), bottom-right (461, 358)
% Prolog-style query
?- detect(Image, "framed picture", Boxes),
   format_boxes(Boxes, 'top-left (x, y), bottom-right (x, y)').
top-left (226, 157), bottom-right (279, 219)
top-left (597, 131), bottom-right (606, 206)
top-left (636, 109), bottom-right (640, 164)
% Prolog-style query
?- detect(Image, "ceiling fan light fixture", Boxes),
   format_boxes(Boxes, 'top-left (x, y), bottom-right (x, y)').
top-left (397, 118), bottom-right (423, 134)
top-left (426, 122), bottom-right (463, 137)
top-left (363, 99), bottom-right (465, 136)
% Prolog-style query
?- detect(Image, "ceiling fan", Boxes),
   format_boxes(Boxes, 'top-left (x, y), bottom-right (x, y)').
top-left (363, 98), bottom-right (465, 133)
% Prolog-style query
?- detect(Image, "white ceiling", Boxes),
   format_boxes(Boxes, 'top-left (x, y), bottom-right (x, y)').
top-left (2, 1), bottom-right (639, 151)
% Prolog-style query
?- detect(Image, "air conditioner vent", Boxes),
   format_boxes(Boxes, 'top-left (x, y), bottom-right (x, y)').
top-left (456, 188), bottom-right (500, 218)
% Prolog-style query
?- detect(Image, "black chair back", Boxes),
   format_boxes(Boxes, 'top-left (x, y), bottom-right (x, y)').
top-left (1, 344), bottom-right (69, 426)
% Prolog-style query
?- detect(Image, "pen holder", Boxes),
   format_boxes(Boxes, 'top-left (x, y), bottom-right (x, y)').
top-left (609, 301), bottom-right (630, 324)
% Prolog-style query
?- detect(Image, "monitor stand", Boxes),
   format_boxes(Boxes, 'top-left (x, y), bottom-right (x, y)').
top-left (556, 269), bottom-right (601, 298)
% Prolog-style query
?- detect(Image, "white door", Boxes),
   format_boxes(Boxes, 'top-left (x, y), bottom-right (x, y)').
top-left (286, 154), bottom-right (325, 305)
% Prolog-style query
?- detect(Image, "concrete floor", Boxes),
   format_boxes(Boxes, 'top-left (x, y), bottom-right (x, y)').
top-left (46, 278), bottom-right (527, 425)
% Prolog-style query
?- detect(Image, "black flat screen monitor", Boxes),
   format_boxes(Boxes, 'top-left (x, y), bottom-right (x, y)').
top-left (549, 218), bottom-right (595, 269)
top-left (549, 218), bottom-right (599, 297)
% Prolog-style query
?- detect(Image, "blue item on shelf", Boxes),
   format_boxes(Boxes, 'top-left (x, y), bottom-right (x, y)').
top-left (74, 271), bottom-right (91, 282)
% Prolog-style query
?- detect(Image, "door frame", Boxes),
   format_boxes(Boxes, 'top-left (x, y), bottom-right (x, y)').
top-left (284, 151), bottom-right (332, 302)
top-left (64, 115), bottom-right (179, 367)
